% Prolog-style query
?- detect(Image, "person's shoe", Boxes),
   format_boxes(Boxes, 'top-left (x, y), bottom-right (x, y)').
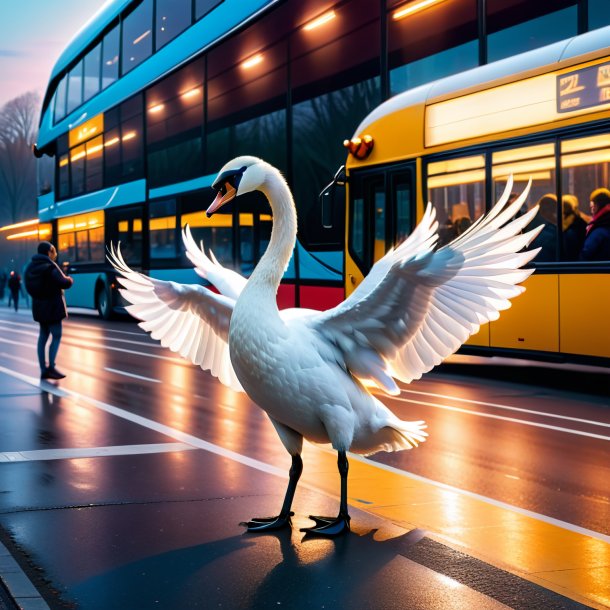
top-left (40, 368), bottom-right (51, 379)
top-left (45, 367), bottom-right (66, 380)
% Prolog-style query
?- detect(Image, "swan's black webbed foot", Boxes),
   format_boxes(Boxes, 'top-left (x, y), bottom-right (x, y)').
top-left (300, 512), bottom-right (351, 537)
top-left (240, 512), bottom-right (294, 532)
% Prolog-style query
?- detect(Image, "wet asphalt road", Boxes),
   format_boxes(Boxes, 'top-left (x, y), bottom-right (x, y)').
top-left (0, 307), bottom-right (607, 609)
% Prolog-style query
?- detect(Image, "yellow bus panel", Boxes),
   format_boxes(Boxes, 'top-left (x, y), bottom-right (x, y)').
top-left (560, 274), bottom-right (610, 358)
top-left (490, 275), bottom-right (559, 352)
top-left (465, 322), bottom-right (490, 347)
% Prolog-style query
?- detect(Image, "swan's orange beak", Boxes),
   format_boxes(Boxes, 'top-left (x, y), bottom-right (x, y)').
top-left (207, 182), bottom-right (237, 217)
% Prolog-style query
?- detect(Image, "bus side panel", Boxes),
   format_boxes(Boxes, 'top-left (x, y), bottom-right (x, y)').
top-left (560, 274), bottom-right (610, 358)
top-left (465, 323), bottom-right (490, 347)
top-left (65, 272), bottom-right (99, 308)
top-left (277, 284), bottom-right (296, 310)
top-left (489, 275), bottom-right (559, 352)
top-left (299, 285), bottom-right (344, 311)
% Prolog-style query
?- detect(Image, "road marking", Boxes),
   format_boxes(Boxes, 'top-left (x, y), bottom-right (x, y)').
top-left (398, 388), bottom-right (610, 428)
top-left (0, 363), bottom-right (607, 545)
top-left (392, 396), bottom-right (610, 441)
top-left (104, 367), bottom-right (161, 383)
top-left (0, 443), bottom-right (195, 463)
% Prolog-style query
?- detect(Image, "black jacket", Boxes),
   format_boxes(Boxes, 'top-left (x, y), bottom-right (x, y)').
top-left (24, 254), bottom-right (73, 323)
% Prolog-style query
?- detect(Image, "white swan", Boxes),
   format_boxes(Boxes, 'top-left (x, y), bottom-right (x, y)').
top-left (108, 156), bottom-right (542, 536)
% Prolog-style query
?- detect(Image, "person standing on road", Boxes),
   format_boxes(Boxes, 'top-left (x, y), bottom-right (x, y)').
top-left (24, 242), bottom-right (74, 380)
top-left (7, 271), bottom-right (21, 311)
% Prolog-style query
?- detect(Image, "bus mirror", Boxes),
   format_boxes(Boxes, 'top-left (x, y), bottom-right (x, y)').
top-left (319, 166), bottom-right (346, 229)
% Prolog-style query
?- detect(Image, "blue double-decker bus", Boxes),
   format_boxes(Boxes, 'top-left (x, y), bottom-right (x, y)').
top-left (34, 0), bottom-right (368, 317)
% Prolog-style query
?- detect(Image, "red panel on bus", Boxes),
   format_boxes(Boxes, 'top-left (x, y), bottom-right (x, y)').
top-left (299, 286), bottom-right (344, 311)
top-left (277, 284), bottom-right (296, 309)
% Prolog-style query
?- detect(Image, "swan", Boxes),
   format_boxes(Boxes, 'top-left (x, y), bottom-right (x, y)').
top-left (108, 156), bottom-right (542, 536)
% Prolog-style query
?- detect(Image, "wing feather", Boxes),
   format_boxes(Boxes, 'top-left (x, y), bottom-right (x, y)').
top-left (108, 244), bottom-right (243, 392)
top-left (182, 225), bottom-right (247, 300)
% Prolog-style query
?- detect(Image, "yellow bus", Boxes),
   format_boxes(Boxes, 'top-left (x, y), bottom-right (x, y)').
top-left (340, 25), bottom-right (610, 365)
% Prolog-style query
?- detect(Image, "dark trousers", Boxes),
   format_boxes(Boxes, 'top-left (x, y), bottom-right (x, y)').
top-left (8, 289), bottom-right (19, 311)
top-left (37, 322), bottom-right (63, 371)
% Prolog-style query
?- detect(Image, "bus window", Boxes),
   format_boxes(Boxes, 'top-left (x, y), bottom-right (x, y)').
top-left (392, 171), bottom-right (412, 244)
top-left (101, 26), bottom-right (119, 90)
top-left (427, 155), bottom-right (485, 247)
top-left (239, 213), bottom-right (254, 275)
top-left (156, 0), bottom-right (191, 50)
top-left (83, 43), bottom-right (101, 102)
top-left (70, 144), bottom-right (86, 197)
top-left (58, 154), bottom-right (70, 199)
top-left (348, 173), bottom-right (383, 273)
top-left (492, 143), bottom-right (557, 262)
top-left (181, 210), bottom-right (233, 268)
top-left (122, 0), bottom-right (153, 75)
top-left (388, 0), bottom-right (477, 95)
top-left (561, 133), bottom-right (610, 261)
top-left (58, 211), bottom-right (104, 264)
top-left (58, 232), bottom-right (76, 265)
top-left (589, 0), bottom-right (610, 30)
top-left (487, 1), bottom-right (577, 63)
top-left (54, 75), bottom-right (67, 123)
top-left (66, 60), bottom-right (83, 115)
top-left (150, 199), bottom-right (178, 260)
top-left (351, 195), bottom-right (365, 266)
top-left (106, 206), bottom-right (143, 266)
top-left (146, 57), bottom-right (204, 188)
top-left (195, 0), bottom-right (222, 20)
top-left (85, 136), bottom-right (103, 192)
top-left (373, 183), bottom-right (386, 263)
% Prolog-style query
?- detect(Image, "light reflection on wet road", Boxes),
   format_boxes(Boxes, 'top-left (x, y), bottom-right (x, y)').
top-left (0, 308), bottom-right (608, 609)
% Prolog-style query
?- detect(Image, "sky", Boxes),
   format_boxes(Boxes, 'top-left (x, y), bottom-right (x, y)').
top-left (0, 0), bottom-right (108, 108)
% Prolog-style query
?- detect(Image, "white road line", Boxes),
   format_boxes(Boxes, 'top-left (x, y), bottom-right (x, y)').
top-left (0, 443), bottom-right (195, 463)
top-left (0, 363), bottom-right (608, 545)
top-left (392, 396), bottom-right (610, 441)
top-left (105, 367), bottom-right (161, 383)
top-left (398, 388), bottom-right (610, 428)
top-left (0, 352), bottom-right (38, 367)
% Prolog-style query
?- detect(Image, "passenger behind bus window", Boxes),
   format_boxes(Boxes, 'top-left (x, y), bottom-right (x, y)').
top-left (562, 194), bottom-right (588, 261)
top-left (438, 202), bottom-right (472, 246)
top-left (580, 188), bottom-right (610, 261)
top-left (528, 194), bottom-right (557, 262)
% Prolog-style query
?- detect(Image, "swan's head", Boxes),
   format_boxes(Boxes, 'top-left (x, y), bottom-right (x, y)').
top-left (207, 156), bottom-right (267, 217)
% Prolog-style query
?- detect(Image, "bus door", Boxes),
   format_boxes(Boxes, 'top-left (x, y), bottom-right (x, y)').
top-left (348, 162), bottom-right (415, 276)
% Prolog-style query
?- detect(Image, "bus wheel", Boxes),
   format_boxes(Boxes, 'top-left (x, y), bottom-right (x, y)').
top-left (96, 286), bottom-right (113, 320)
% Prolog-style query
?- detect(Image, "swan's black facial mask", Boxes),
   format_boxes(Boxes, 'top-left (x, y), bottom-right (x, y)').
top-left (207, 166), bottom-right (247, 217)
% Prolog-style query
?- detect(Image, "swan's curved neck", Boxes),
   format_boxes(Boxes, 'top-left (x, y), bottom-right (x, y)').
top-left (248, 169), bottom-right (297, 301)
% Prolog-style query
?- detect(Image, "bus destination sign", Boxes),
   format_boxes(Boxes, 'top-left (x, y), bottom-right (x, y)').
top-left (557, 61), bottom-right (610, 113)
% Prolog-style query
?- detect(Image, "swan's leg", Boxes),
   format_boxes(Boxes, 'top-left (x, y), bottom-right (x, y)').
top-left (301, 450), bottom-right (351, 536)
top-left (241, 453), bottom-right (303, 532)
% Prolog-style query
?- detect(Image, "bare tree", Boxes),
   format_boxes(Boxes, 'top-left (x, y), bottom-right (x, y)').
top-left (0, 91), bottom-right (40, 224)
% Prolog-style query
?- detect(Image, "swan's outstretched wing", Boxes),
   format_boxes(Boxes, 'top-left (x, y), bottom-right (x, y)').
top-left (306, 178), bottom-right (542, 394)
top-left (182, 225), bottom-right (247, 300)
top-left (108, 244), bottom-right (243, 392)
